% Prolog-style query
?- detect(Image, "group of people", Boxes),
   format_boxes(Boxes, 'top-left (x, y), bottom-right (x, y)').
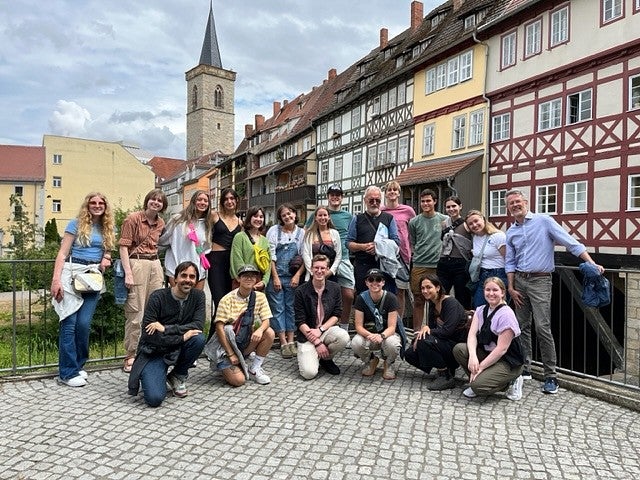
top-left (50, 183), bottom-right (604, 407)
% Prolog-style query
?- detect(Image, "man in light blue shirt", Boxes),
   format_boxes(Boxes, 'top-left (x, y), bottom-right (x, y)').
top-left (505, 189), bottom-right (603, 394)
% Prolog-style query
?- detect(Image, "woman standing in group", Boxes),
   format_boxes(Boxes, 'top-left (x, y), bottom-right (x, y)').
top-left (266, 204), bottom-right (305, 358)
top-left (437, 196), bottom-right (473, 309)
top-left (230, 206), bottom-right (271, 291)
top-left (405, 273), bottom-right (468, 391)
top-left (453, 277), bottom-right (525, 401)
top-left (118, 188), bottom-right (167, 373)
top-left (301, 206), bottom-right (341, 281)
top-left (206, 187), bottom-right (243, 322)
top-left (465, 210), bottom-right (508, 308)
top-left (159, 190), bottom-right (212, 290)
top-left (51, 192), bottom-right (115, 387)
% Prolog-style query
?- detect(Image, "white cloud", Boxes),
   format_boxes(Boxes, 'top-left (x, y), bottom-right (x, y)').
top-left (48, 100), bottom-right (91, 137)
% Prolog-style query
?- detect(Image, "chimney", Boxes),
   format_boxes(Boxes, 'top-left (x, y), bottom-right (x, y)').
top-left (328, 68), bottom-right (337, 80)
top-left (453, 0), bottom-right (465, 12)
top-left (283, 99), bottom-right (288, 106)
top-left (244, 124), bottom-right (253, 138)
top-left (273, 101), bottom-right (281, 116)
top-left (380, 28), bottom-right (388, 49)
top-left (255, 114), bottom-right (264, 130)
top-left (411, 1), bottom-right (423, 31)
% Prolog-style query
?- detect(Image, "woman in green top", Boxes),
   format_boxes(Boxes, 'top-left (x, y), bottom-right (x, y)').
top-left (230, 206), bottom-right (271, 291)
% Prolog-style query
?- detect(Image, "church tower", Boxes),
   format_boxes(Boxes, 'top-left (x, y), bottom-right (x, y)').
top-left (185, 2), bottom-right (236, 160)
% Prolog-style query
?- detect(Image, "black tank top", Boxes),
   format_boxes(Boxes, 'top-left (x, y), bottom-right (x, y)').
top-left (212, 217), bottom-right (241, 250)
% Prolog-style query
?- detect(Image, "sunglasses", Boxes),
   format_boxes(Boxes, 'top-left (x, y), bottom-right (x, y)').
top-left (368, 198), bottom-right (381, 204)
top-left (367, 276), bottom-right (384, 283)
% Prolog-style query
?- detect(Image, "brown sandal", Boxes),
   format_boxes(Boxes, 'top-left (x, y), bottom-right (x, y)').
top-left (123, 357), bottom-right (134, 373)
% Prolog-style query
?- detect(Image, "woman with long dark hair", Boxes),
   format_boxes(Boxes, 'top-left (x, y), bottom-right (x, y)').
top-left (230, 206), bottom-right (271, 291)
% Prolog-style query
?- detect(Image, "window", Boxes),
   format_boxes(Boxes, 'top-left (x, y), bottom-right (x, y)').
top-left (353, 204), bottom-right (363, 215)
top-left (567, 89), bottom-right (592, 124)
top-left (459, 51), bottom-right (473, 82)
top-left (524, 20), bottom-right (542, 58)
top-left (629, 175), bottom-right (640, 210)
top-left (367, 146), bottom-right (377, 170)
top-left (564, 181), bottom-right (587, 213)
top-left (636, 0), bottom-right (640, 13)
top-left (334, 157), bottom-right (343, 180)
top-left (353, 151), bottom-right (362, 176)
top-left (469, 110), bottom-right (484, 146)
top-left (398, 137), bottom-right (409, 162)
top-left (53, 154), bottom-right (62, 164)
top-left (447, 57), bottom-right (459, 86)
top-left (334, 116), bottom-right (342, 134)
top-left (52, 200), bottom-right (62, 213)
top-left (423, 124), bottom-right (435, 156)
top-left (550, 6), bottom-right (569, 47)
top-left (352, 106), bottom-right (361, 127)
top-left (536, 185), bottom-right (557, 214)
top-left (436, 64), bottom-right (446, 90)
top-left (388, 87), bottom-right (397, 110)
top-left (380, 92), bottom-right (388, 113)
top-left (630, 75), bottom-right (640, 109)
top-left (214, 85), bottom-right (223, 108)
top-left (490, 190), bottom-right (507, 216)
top-left (303, 135), bottom-right (312, 151)
top-left (397, 84), bottom-right (406, 104)
top-left (464, 15), bottom-right (476, 30)
top-left (387, 139), bottom-right (397, 164)
top-left (602, 0), bottom-right (623, 23)
top-left (377, 146), bottom-right (386, 167)
top-left (492, 113), bottom-right (511, 142)
top-left (452, 115), bottom-right (466, 150)
top-left (538, 99), bottom-right (562, 131)
top-left (320, 161), bottom-right (329, 183)
top-left (53, 176), bottom-right (62, 188)
top-left (192, 85), bottom-right (198, 111)
top-left (14, 186), bottom-right (23, 196)
top-left (426, 68), bottom-right (436, 94)
top-left (501, 32), bottom-right (517, 69)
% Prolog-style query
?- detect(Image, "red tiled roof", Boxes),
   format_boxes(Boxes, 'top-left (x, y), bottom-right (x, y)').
top-left (395, 153), bottom-right (482, 186)
top-left (0, 145), bottom-right (46, 182)
top-left (147, 156), bottom-right (186, 182)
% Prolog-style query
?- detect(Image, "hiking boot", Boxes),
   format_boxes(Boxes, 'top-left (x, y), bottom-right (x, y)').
top-left (361, 356), bottom-right (379, 377)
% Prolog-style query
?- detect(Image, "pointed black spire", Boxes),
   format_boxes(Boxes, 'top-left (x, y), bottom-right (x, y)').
top-left (199, 1), bottom-right (222, 68)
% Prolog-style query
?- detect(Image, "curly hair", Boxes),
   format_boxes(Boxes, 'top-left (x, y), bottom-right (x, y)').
top-left (76, 192), bottom-right (116, 251)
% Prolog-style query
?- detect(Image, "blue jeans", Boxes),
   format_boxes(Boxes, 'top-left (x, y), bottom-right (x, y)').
top-left (58, 291), bottom-right (101, 380)
top-left (139, 333), bottom-right (205, 407)
top-left (266, 275), bottom-right (296, 333)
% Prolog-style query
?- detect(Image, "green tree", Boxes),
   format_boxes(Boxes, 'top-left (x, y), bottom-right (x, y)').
top-left (6, 194), bottom-right (42, 259)
top-left (44, 218), bottom-right (61, 245)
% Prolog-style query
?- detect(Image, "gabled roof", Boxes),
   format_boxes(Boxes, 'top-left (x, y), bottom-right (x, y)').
top-left (199, 2), bottom-right (223, 68)
top-left (395, 151), bottom-right (482, 186)
top-left (0, 145), bottom-right (46, 182)
top-left (147, 156), bottom-right (186, 183)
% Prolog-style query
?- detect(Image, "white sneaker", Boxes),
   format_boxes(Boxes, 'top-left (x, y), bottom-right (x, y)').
top-left (78, 370), bottom-right (88, 379)
top-left (57, 375), bottom-right (87, 387)
top-left (506, 375), bottom-right (524, 401)
top-left (463, 387), bottom-right (477, 398)
top-left (167, 375), bottom-right (188, 398)
top-left (248, 367), bottom-right (271, 385)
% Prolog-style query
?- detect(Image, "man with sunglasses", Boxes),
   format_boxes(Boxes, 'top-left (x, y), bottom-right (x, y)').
top-left (347, 186), bottom-right (400, 295)
top-left (352, 268), bottom-right (402, 380)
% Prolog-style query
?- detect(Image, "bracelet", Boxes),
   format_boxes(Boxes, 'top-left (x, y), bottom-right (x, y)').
top-left (319, 326), bottom-right (325, 334)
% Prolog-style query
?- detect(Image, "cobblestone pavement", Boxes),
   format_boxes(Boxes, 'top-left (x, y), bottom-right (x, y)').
top-left (2, 352), bottom-right (640, 480)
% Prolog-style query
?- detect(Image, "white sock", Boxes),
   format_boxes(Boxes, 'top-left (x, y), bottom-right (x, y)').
top-left (252, 355), bottom-right (265, 371)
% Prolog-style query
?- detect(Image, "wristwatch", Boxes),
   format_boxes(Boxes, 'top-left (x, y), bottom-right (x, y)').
top-left (380, 333), bottom-right (387, 340)
top-left (319, 326), bottom-right (325, 334)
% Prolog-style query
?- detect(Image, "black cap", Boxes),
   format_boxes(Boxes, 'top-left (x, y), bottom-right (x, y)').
top-left (327, 184), bottom-right (343, 195)
top-left (237, 264), bottom-right (260, 276)
top-left (366, 268), bottom-right (384, 278)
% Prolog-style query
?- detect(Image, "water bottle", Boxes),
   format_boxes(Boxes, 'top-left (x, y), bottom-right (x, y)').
top-left (113, 259), bottom-right (128, 305)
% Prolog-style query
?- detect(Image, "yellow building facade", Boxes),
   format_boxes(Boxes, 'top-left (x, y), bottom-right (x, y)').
top-left (42, 135), bottom-right (155, 234)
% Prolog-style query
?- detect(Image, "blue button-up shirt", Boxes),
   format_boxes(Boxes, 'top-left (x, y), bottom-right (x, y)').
top-left (505, 211), bottom-right (586, 274)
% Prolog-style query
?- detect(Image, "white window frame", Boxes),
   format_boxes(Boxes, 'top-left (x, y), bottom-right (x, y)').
top-left (52, 176), bottom-right (62, 188)
top-left (490, 190), bottom-right (507, 216)
top-left (602, 0), bottom-right (623, 23)
top-left (628, 175), bottom-right (640, 210)
top-left (52, 200), bottom-right (62, 213)
top-left (352, 106), bottom-right (361, 127)
top-left (563, 181), bottom-right (587, 213)
top-left (320, 161), bottom-right (329, 183)
top-left (387, 139), bottom-right (397, 164)
top-left (436, 64), bottom-right (447, 90)
top-left (447, 57), bottom-right (459, 86)
top-left (501, 31), bottom-right (517, 69)
top-left (367, 145), bottom-right (377, 170)
top-left (334, 157), bottom-right (343, 180)
top-left (397, 84), bottom-right (406, 105)
top-left (492, 113), bottom-right (511, 142)
top-left (550, 6), bottom-right (569, 47)
top-left (538, 98), bottom-right (562, 131)
top-left (536, 185), bottom-right (557, 214)
top-left (388, 87), bottom-right (397, 110)
top-left (567, 89), bottom-right (592, 124)
top-left (426, 68), bottom-right (436, 94)
top-left (423, 124), bottom-right (435, 156)
top-left (469, 110), bottom-right (484, 146)
top-left (320, 124), bottom-right (328, 142)
top-left (372, 96), bottom-right (381, 116)
top-left (53, 154), bottom-right (62, 164)
top-left (452, 114), bottom-right (467, 150)
top-left (334, 116), bottom-right (342, 134)
top-left (524, 19), bottom-right (542, 58)
top-left (353, 151), bottom-right (362, 176)
top-left (630, 75), bottom-right (640, 110)
top-left (398, 137), bottom-right (409, 162)
top-left (459, 50), bottom-right (473, 82)
top-left (464, 15), bottom-right (476, 30)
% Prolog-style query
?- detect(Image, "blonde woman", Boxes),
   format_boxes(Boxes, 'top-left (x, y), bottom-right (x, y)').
top-left (302, 206), bottom-right (341, 281)
top-left (51, 192), bottom-right (115, 387)
top-left (159, 190), bottom-right (213, 289)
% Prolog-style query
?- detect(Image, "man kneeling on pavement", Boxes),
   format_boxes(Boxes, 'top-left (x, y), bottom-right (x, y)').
top-left (127, 261), bottom-right (206, 407)
top-left (294, 254), bottom-right (350, 379)
top-left (205, 264), bottom-right (275, 386)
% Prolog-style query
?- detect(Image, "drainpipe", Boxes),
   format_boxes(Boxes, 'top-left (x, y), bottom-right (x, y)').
top-left (446, 177), bottom-right (458, 197)
top-left (473, 30), bottom-right (491, 215)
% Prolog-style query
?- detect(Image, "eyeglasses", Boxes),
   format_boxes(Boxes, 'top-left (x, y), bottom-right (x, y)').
top-left (367, 276), bottom-right (384, 283)
top-left (89, 201), bottom-right (105, 206)
top-left (368, 198), bottom-right (381, 204)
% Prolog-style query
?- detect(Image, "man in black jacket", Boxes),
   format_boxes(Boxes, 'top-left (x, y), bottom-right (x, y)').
top-left (127, 261), bottom-right (205, 407)
top-left (294, 254), bottom-right (349, 379)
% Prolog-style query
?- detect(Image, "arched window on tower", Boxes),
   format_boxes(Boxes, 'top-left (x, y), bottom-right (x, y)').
top-left (214, 85), bottom-right (224, 108)
top-left (192, 85), bottom-right (198, 111)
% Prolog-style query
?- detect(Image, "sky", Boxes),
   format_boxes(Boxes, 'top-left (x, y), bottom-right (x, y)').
top-left (0, 0), bottom-right (440, 159)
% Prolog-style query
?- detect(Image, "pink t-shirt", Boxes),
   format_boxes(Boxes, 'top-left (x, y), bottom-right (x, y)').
top-left (382, 204), bottom-right (416, 263)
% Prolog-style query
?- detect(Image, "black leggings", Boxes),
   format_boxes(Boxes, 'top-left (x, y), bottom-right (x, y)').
top-left (206, 250), bottom-right (233, 334)
top-left (405, 335), bottom-right (459, 375)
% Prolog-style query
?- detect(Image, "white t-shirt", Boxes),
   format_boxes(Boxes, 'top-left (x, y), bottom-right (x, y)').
top-left (472, 231), bottom-right (506, 269)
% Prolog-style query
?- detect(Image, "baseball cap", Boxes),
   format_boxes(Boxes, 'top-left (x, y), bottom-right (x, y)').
top-left (327, 184), bottom-right (343, 195)
top-left (237, 264), bottom-right (260, 276)
top-left (366, 268), bottom-right (384, 278)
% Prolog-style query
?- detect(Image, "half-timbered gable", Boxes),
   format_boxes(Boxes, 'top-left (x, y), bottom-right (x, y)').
top-left (481, 0), bottom-right (640, 261)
